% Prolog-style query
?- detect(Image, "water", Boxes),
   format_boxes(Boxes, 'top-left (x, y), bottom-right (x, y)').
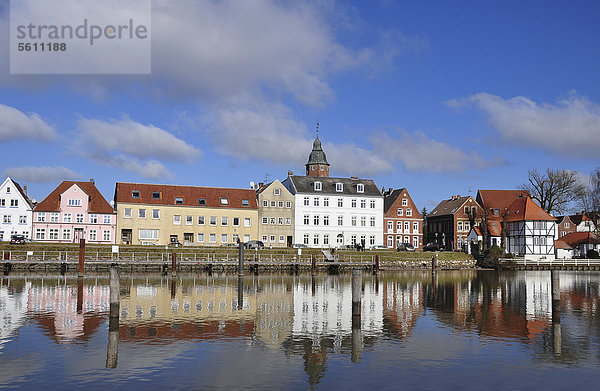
top-left (1, 270), bottom-right (600, 390)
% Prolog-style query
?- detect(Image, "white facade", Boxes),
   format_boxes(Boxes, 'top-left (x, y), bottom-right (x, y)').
top-left (0, 177), bottom-right (33, 241)
top-left (506, 220), bottom-right (557, 261)
top-left (292, 192), bottom-right (383, 248)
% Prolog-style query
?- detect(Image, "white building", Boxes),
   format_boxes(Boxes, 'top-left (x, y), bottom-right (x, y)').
top-left (281, 132), bottom-right (383, 248)
top-left (0, 177), bottom-right (34, 241)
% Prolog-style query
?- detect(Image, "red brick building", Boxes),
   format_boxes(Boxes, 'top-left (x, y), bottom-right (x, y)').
top-left (427, 195), bottom-right (483, 251)
top-left (383, 188), bottom-right (422, 249)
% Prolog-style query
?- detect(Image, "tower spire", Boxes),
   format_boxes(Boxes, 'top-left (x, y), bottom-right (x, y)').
top-left (316, 121), bottom-right (319, 136)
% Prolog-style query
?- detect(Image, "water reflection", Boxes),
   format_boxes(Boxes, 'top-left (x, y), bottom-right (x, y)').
top-left (2, 271), bottom-right (600, 388)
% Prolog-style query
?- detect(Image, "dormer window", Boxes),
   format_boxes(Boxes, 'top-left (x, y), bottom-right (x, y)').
top-left (131, 191), bottom-right (140, 198)
top-left (357, 184), bottom-right (364, 193)
top-left (241, 199), bottom-right (250, 206)
top-left (220, 198), bottom-right (229, 205)
top-left (175, 197), bottom-right (184, 205)
top-left (336, 183), bottom-right (343, 192)
top-left (198, 198), bottom-right (206, 206)
top-left (152, 192), bottom-right (160, 199)
top-left (314, 182), bottom-right (322, 191)
top-left (274, 188), bottom-right (280, 196)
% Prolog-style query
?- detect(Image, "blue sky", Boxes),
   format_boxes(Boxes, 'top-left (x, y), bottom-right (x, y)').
top-left (0, 0), bottom-right (599, 211)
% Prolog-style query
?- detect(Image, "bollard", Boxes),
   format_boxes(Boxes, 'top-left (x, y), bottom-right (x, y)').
top-left (551, 270), bottom-right (561, 356)
top-left (109, 265), bottom-right (120, 316)
top-left (107, 265), bottom-right (120, 369)
top-left (238, 241), bottom-right (244, 276)
top-left (78, 239), bottom-right (85, 275)
top-left (374, 254), bottom-right (380, 274)
top-left (311, 253), bottom-right (316, 275)
top-left (352, 270), bottom-right (361, 317)
top-left (171, 252), bottom-right (177, 276)
top-left (432, 252), bottom-right (438, 272)
top-left (237, 275), bottom-right (244, 310)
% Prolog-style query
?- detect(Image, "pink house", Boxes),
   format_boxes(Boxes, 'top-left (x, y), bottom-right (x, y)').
top-left (33, 180), bottom-right (116, 244)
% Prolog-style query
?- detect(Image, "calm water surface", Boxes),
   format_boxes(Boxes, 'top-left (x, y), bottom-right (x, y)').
top-left (1, 270), bottom-right (600, 390)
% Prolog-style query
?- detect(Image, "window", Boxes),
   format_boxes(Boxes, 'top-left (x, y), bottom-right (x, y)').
top-left (267, 235), bottom-right (274, 243)
top-left (464, 206), bottom-right (469, 214)
top-left (370, 235), bottom-right (375, 246)
top-left (221, 217), bottom-right (228, 226)
top-left (464, 222), bottom-right (470, 232)
top-left (370, 200), bottom-right (375, 209)
top-left (314, 197), bottom-right (319, 207)
top-left (210, 216), bottom-right (217, 226)
top-left (209, 234), bottom-right (216, 243)
top-left (103, 215), bottom-right (111, 224)
top-left (175, 197), bottom-right (184, 205)
top-left (3, 215), bottom-right (10, 224)
top-left (244, 234), bottom-right (250, 242)
top-left (388, 221), bottom-right (393, 232)
top-left (397, 221), bottom-right (402, 232)
top-left (402, 199), bottom-right (408, 206)
top-left (68, 199), bottom-right (81, 207)
top-left (279, 235), bottom-right (285, 243)
top-left (351, 199), bottom-right (357, 208)
top-left (233, 217), bottom-right (240, 226)
top-left (131, 191), bottom-right (140, 198)
top-left (303, 234), bottom-right (309, 245)
top-left (413, 237), bottom-right (419, 247)
top-left (139, 229), bottom-right (159, 240)
top-left (173, 215), bottom-right (181, 225)
top-left (370, 217), bottom-right (376, 227)
top-left (351, 235), bottom-right (357, 244)
top-left (278, 201), bottom-right (284, 208)
top-left (0, 199), bottom-right (4, 206)
top-left (262, 235), bottom-right (268, 242)
top-left (37, 212), bottom-right (46, 222)
top-left (263, 200), bottom-right (268, 207)
top-left (198, 198), bottom-right (206, 206)
top-left (304, 215), bottom-right (310, 225)
top-left (220, 198), bottom-right (229, 205)
top-left (90, 214), bottom-right (98, 223)
top-left (76, 214), bottom-right (84, 223)
top-left (244, 217), bottom-right (251, 227)
top-left (278, 217), bottom-right (284, 225)
top-left (198, 216), bottom-right (205, 225)
top-left (413, 222), bottom-right (419, 233)
top-left (357, 184), bottom-right (364, 193)
top-left (148, 209), bottom-right (158, 219)
top-left (457, 221), bottom-right (463, 232)
top-left (19, 216), bottom-right (27, 224)
top-left (360, 199), bottom-right (366, 208)
top-left (36, 228), bottom-right (45, 240)
top-left (197, 233), bottom-right (204, 242)
top-left (63, 213), bottom-right (72, 223)
top-left (221, 234), bottom-right (228, 243)
top-left (48, 228), bottom-right (58, 239)
top-left (5, 187), bottom-right (9, 194)
top-left (406, 208), bottom-right (412, 217)
top-left (62, 229), bottom-right (71, 240)
top-left (274, 188), bottom-right (281, 196)
top-left (564, 222), bottom-right (570, 229)
top-left (50, 213), bottom-right (59, 222)
top-left (10, 199), bottom-right (18, 207)
top-left (361, 216), bottom-right (366, 227)
top-left (262, 217), bottom-right (268, 224)
top-left (314, 215), bottom-right (319, 225)
top-left (138, 209), bottom-right (146, 219)
top-left (103, 231), bottom-right (111, 241)
top-left (323, 197), bottom-right (329, 207)
top-left (270, 217), bottom-right (276, 225)
top-left (186, 216), bottom-right (193, 225)
top-left (397, 208), bottom-right (403, 216)
top-left (338, 216), bottom-right (343, 226)
top-left (324, 234), bottom-right (329, 245)
top-left (286, 201), bottom-right (292, 208)
top-left (314, 182), bottom-right (322, 191)
top-left (152, 192), bottom-right (161, 199)
top-left (242, 199), bottom-right (250, 206)
top-left (324, 215), bottom-right (329, 226)
top-left (124, 208), bottom-right (132, 218)
top-left (313, 234), bottom-right (319, 245)
top-left (336, 183), bottom-right (343, 192)
top-left (89, 229), bottom-right (97, 241)
top-left (352, 216), bottom-right (357, 226)
top-left (285, 218), bottom-right (291, 225)
top-left (404, 222), bottom-right (409, 231)
top-left (304, 196), bottom-right (309, 206)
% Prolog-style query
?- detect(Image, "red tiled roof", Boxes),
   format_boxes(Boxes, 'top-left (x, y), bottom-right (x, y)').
top-left (505, 196), bottom-right (555, 222)
top-left (114, 182), bottom-right (258, 209)
top-left (34, 181), bottom-right (114, 214)
top-left (472, 226), bottom-right (482, 236)
top-left (487, 220), bottom-right (502, 237)
top-left (554, 239), bottom-right (572, 250)
top-left (477, 189), bottom-right (530, 212)
top-left (559, 232), bottom-right (600, 248)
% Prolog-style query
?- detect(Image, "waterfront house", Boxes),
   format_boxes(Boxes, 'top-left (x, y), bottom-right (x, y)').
top-left (554, 231), bottom-right (600, 258)
top-left (32, 180), bottom-right (116, 244)
top-left (382, 187), bottom-right (423, 249)
top-left (475, 189), bottom-right (530, 248)
top-left (427, 195), bottom-right (483, 251)
top-left (114, 183), bottom-right (258, 246)
top-left (556, 214), bottom-right (596, 238)
top-left (256, 179), bottom-right (295, 247)
top-left (0, 177), bottom-right (34, 241)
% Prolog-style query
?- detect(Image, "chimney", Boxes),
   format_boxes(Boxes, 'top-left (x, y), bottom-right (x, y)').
top-left (351, 176), bottom-right (358, 180)
top-left (388, 188), bottom-right (393, 193)
top-left (288, 170), bottom-right (294, 176)
top-left (457, 194), bottom-right (461, 198)
top-left (90, 178), bottom-right (95, 185)
top-left (23, 185), bottom-right (27, 195)
top-left (452, 195), bottom-right (456, 200)
top-left (258, 182), bottom-right (264, 188)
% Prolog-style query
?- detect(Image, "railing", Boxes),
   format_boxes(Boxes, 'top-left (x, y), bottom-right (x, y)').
top-left (499, 258), bottom-right (600, 267)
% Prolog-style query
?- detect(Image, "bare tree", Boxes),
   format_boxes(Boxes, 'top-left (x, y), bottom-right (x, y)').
top-left (519, 168), bottom-right (587, 215)
top-left (580, 167), bottom-right (600, 233)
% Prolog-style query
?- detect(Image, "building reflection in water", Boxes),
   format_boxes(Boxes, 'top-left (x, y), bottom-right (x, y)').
top-left (2, 271), bottom-right (600, 384)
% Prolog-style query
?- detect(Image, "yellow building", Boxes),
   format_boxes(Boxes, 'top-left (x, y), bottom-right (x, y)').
top-left (256, 179), bottom-right (295, 247)
top-left (114, 182), bottom-right (258, 246)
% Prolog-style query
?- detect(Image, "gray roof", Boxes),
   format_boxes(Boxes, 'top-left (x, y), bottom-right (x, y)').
top-left (284, 175), bottom-right (382, 197)
top-left (428, 196), bottom-right (473, 217)
top-left (306, 136), bottom-right (329, 166)
top-left (383, 188), bottom-right (405, 213)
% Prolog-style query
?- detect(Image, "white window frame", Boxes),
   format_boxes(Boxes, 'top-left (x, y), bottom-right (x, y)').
top-left (357, 184), bottom-right (364, 193)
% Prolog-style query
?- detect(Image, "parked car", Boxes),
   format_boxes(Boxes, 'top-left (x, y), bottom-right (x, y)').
top-left (10, 234), bottom-right (26, 245)
top-left (292, 243), bottom-right (308, 248)
top-left (423, 242), bottom-right (444, 252)
top-left (245, 240), bottom-right (265, 250)
top-left (168, 241), bottom-right (182, 247)
top-left (370, 245), bottom-right (388, 250)
top-left (140, 241), bottom-right (156, 246)
top-left (397, 243), bottom-right (415, 252)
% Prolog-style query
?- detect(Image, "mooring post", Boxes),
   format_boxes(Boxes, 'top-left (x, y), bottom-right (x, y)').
top-left (77, 276), bottom-right (84, 313)
top-left (351, 269), bottom-right (362, 362)
top-left (311, 253), bottom-right (316, 275)
top-left (352, 269), bottom-right (361, 317)
top-left (374, 254), bottom-right (380, 274)
top-left (107, 264), bottom-right (120, 369)
top-left (237, 275), bottom-right (244, 310)
top-left (351, 313), bottom-right (362, 363)
top-left (171, 252), bottom-right (177, 276)
top-left (432, 252), bottom-right (438, 272)
top-left (238, 241), bottom-right (244, 276)
top-left (551, 270), bottom-right (561, 356)
top-left (171, 277), bottom-right (177, 299)
top-left (78, 239), bottom-right (85, 275)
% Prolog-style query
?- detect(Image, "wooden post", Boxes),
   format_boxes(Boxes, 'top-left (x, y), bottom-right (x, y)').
top-left (171, 252), bottom-right (177, 276)
top-left (351, 269), bottom-right (362, 362)
top-left (374, 254), bottom-right (380, 274)
top-left (237, 275), bottom-right (243, 310)
top-left (107, 265), bottom-right (120, 369)
top-left (238, 241), bottom-right (244, 276)
top-left (76, 276), bottom-right (84, 313)
top-left (78, 239), bottom-right (85, 275)
top-left (352, 269), bottom-right (361, 317)
top-left (351, 313), bottom-right (362, 363)
top-left (311, 253), bottom-right (316, 275)
top-left (432, 252), bottom-right (437, 272)
top-left (551, 270), bottom-right (561, 356)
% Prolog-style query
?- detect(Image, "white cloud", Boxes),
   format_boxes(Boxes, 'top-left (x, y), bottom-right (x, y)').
top-left (0, 103), bottom-right (56, 142)
top-left (2, 165), bottom-right (83, 183)
top-left (371, 130), bottom-right (495, 173)
top-left (73, 116), bottom-right (199, 179)
top-left (448, 92), bottom-right (600, 155)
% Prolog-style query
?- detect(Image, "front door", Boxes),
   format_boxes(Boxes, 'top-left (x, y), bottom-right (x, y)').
top-left (121, 229), bottom-right (132, 245)
top-left (74, 228), bottom-right (84, 243)
top-left (287, 236), bottom-right (293, 247)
